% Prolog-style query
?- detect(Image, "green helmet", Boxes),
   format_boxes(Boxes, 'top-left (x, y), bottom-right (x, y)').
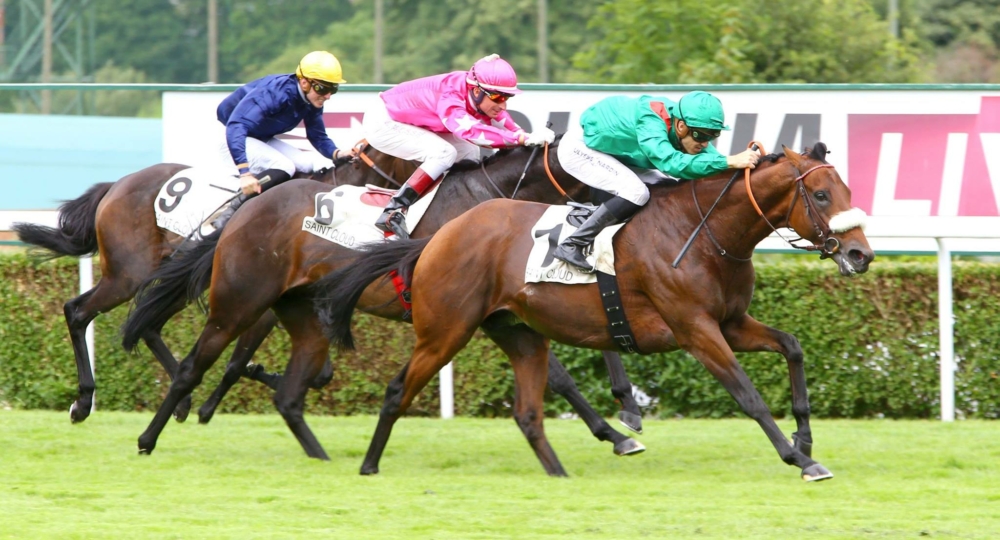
top-left (677, 91), bottom-right (730, 131)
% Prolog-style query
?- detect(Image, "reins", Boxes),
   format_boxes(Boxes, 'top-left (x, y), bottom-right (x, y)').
top-left (352, 140), bottom-right (403, 188)
top-left (478, 135), bottom-right (573, 202)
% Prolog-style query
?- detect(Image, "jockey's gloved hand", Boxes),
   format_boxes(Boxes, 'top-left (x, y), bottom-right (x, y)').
top-left (523, 126), bottom-right (556, 146)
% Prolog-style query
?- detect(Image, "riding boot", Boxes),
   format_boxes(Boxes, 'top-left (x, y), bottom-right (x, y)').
top-left (374, 169), bottom-right (437, 240)
top-left (552, 196), bottom-right (643, 273)
top-left (211, 169), bottom-right (291, 231)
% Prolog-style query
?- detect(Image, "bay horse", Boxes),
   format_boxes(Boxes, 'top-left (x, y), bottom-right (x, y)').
top-left (12, 146), bottom-right (408, 424)
top-left (313, 143), bottom-right (875, 479)
top-left (120, 140), bottom-right (645, 460)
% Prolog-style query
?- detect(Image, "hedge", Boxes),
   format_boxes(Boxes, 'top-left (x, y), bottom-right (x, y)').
top-left (1, 253), bottom-right (998, 419)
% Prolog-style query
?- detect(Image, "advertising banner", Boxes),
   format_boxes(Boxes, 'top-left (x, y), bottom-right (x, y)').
top-left (164, 87), bottom-right (1000, 252)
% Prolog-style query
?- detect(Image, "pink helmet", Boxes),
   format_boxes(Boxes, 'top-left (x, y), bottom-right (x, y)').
top-left (466, 54), bottom-right (522, 95)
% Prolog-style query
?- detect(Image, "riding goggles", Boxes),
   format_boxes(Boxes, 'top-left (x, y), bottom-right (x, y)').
top-left (310, 80), bottom-right (340, 96)
top-left (689, 127), bottom-right (720, 143)
top-left (479, 84), bottom-right (513, 104)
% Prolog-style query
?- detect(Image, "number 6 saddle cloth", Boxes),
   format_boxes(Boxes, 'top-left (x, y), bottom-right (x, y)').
top-left (301, 181), bottom-right (441, 249)
top-left (525, 204), bottom-right (625, 285)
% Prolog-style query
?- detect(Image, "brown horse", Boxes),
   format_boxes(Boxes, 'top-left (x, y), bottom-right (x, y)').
top-left (12, 146), bottom-right (406, 424)
top-left (121, 140), bottom-right (645, 460)
top-left (313, 143), bottom-right (875, 479)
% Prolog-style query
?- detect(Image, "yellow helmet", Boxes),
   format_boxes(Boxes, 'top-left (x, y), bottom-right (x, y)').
top-left (295, 51), bottom-right (346, 84)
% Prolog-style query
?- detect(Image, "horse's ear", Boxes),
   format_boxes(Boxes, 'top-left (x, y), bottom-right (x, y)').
top-left (806, 142), bottom-right (829, 162)
top-left (782, 145), bottom-right (802, 167)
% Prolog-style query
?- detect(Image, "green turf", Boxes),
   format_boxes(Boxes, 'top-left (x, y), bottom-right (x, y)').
top-left (0, 411), bottom-right (998, 539)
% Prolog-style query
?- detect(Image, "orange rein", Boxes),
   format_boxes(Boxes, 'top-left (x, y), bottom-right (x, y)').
top-left (743, 140), bottom-right (767, 217)
top-left (542, 142), bottom-right (568, 198)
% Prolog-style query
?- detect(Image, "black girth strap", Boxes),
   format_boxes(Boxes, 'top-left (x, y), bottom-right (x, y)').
top-left (595, 271), bottom-right (641, 354)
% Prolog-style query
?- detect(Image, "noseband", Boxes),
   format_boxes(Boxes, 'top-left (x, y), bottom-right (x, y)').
top-left (745, 163), bottom-right (841, 258)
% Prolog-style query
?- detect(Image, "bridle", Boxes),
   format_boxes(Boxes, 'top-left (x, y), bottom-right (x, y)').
top-left (682, 142), bottom-right (842, 266)
top-left (479, 138), bottom-right (573, 202)
top-left (744, 162), bottom-right (841, 259)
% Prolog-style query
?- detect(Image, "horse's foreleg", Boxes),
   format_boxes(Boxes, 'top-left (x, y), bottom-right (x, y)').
top-left (64, 278), bottom-right (133, 423)
top-left (197, 311), bottom-right (279, 424)
top-left (486, 327), bottom-right (567, 477)
top-left (601, 351), bottom-right (643, 434)
top-left (722, 314), bottom-right (813, 458)
top-left (547, 351), bottom-right (644, 456)
top-left (682, 318), bottom-right (831, 482)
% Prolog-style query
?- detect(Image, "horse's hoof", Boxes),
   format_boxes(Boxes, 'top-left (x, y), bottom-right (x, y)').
top-left (613, 438), bottom-right (646, 456)
top-left (138, 447), bottom-right (153, 456)
top-left (618, 410), bottom-right (643, 434)
top-left (69, 401), bottom-right (89, 424)
top-left (360, 465), bottom-right (380, 475)
top-left (801, 463), bottom-right (833, 482)
top-left (173, 395), bottom-right (192, 423)
top-left (197, 406), bottom-right (215, 425)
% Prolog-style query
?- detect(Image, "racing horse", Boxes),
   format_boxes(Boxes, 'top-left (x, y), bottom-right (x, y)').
top-left (312, 143), bottom-right (875, 479)
top-left (121, 139), bottom-right (645, 460)
top-left (12, 146), bottom-right (408, 424)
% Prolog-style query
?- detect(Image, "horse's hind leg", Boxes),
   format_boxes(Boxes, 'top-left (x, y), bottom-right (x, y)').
top-left (197, 311), bottom-right (279, 424)
top-left (546, 351), bottom-right (644, 456)
top-left (140, 326), bottom-right (193, 423)
top-left (360, 325), bottom-right (479, 475)
top-left (270, 296), bottom-right (332, 460)
top-left (64, 277), bottom-right (136, 423)
top-left (602, 351), bottom-right (643, 434)
top-left (484, 325), bottom-right (567, 476)
top-left (722, 314), bottom-right (815, 459)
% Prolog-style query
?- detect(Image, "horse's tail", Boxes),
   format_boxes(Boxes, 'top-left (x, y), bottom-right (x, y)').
top-left (313, 236), bottom-right (432, 351)
top-left (12, 182), bottom-right (113, 260)
top-left (120, 230), bottom-right (222, 352)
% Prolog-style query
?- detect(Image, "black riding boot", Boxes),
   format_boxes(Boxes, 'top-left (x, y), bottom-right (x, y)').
top-left (374, 168), bottom-right (438, 240)
top-left (552, 196), bottom-right (642, 273)
top-left (211, 168), bottom-right (291, 231)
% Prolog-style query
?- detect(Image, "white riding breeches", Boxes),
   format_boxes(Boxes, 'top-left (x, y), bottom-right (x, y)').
top-left (362, 98), bottom-right (482, 179)
top-left (218, 135), bottom-right (331, 177)
top-left (558, 130), bottom-right (663, 206)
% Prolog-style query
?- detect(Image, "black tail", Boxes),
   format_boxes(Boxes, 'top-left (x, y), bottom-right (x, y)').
top-left (121, 230), bottom-right (222, 352)
top-left (312, 236), bottom-right (432, 351)
top-left (12, 182), bottom-right (113, 260)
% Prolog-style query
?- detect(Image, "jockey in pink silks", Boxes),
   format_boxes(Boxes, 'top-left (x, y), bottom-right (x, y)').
top-left (363, 54), bottom-right (555, 239)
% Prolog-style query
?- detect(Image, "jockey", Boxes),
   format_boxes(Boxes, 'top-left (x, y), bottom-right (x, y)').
top-left (364, 54), bottom-right (556, 240)
top-left (552, 91), bottom-right (761, 272)
top-left (212, 50), bottom-right (357, 229)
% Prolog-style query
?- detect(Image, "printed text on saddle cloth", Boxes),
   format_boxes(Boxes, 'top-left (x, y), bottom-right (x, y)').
top-left (302, 183), bottom-right (441, 248)
top-left (525, 205), bottom-right (625, 285)
top-left (154, 168), bottom-right (242, 237)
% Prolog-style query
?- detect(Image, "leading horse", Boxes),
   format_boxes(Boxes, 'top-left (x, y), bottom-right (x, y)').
top-left (12, 147), bottom-right (408, 423)
top-left (121, 140), bottom-right (645, 460)
top-left (313, 143), bottom-right (875, 479)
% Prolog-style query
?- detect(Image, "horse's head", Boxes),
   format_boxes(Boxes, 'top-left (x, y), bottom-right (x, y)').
top-left (778, 143), bottom-right (874, 276)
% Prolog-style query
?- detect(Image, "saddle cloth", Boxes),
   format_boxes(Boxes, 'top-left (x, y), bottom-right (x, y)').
top-left (301, 181), bottom-right (441, 248)
top-left (524, 205), bottom-right (625, 285)
top-left (154, 167), bottom-right (242, 238)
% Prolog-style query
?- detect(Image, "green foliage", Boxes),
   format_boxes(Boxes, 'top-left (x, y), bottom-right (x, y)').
top-left (575, 0), bottom-right (926, 83)
top-left (2, 254), bottom-right (998, 420)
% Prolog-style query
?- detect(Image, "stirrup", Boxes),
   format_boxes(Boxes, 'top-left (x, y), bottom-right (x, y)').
top-left (376, 210), bottom-right (410, 240)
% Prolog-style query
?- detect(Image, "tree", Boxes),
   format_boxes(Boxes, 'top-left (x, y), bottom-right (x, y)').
top-left (913, 0), bottom-right (1000, 82)
top-left (573, 0), bottom-right (926, 84)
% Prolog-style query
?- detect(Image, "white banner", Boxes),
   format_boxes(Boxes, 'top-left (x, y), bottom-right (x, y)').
top-left (164, 88), bottom-right (1000, 252)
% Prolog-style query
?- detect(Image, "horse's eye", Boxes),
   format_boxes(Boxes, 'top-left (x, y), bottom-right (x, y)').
top-left (814, 191), bottom-right (829, 202)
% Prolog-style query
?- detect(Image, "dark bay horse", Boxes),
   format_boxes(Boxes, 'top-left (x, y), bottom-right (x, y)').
top-left (313, 143), bottom-right (875, 479)
top-left (120, 140), bottom-right (645, 460)
top-left (12, 147), bottom-right (406, 423)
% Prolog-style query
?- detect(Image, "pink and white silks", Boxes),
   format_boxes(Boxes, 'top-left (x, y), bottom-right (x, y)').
top-left (362, 71), bottom-right (525, 179)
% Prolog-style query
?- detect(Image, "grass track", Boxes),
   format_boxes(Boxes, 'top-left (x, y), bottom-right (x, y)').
top-left (1, 411), bottom-right (998, 539)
